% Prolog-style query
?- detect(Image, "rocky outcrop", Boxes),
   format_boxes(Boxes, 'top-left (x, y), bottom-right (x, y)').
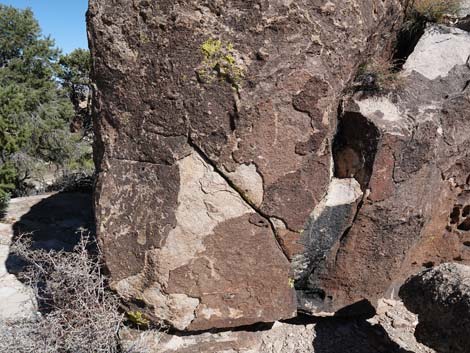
top-left (294, 23), bottom-right (470, 315)
top-left (399, 263), bottom-right (470, 353)
top-left (89, 0), bottom-right (470, 332)
top-left (89, 0), bottom-right (406, 330)
top-left (121, 299), bottom-right (430, 353)
top-left (121, 321), bottom-right (316, 353)
top-left (0, 193), bottom-right (433, 353)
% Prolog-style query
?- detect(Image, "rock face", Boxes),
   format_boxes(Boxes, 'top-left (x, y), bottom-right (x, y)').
top-left (399, 263), bottom-right (470, 353)
top-left (89, 0), bottom-right (470, 331)
top-left (295, 23), bottom-right (470, 314)
top-left (89, 0), bottom-right (406, 330)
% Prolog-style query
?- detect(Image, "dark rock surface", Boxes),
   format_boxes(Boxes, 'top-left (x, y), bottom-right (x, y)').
top-left (399, 263), bottom-right (470, 353)
top-left (88, 0), bottom-right (406, 330)
top-left (0, 193), bottom-right (432, 353)
top-left (89, 0), bottom-right (470, 332)
top-left (294, 24), bottom-right (470, 315)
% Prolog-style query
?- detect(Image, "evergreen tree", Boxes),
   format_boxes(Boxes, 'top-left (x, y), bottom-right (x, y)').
top-left (58, 48), bottom-right (92, 134)
top-left (0, 5), bottom-right (91, 211)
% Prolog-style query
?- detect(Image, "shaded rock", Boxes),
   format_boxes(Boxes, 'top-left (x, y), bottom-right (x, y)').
top-left (89, 0), bottom-right (406, 329)
top-left (372, 299), bottom-right (434, 353)
top-left (295, 24), bottom-right (470, 314)
top-left (456, 15), bottom-right (470, 32)
top-left (121, 313), bottom-right (417, 353)
top-left (399, 263), bottom-right (470, 353)
top-left (295, 178), bottom-right (363, 313)
top-left (121, 321), bottom-right (315, 353)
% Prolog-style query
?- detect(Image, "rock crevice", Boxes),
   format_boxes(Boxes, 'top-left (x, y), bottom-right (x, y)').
top-left (187, 135), bottom-right (289, 260)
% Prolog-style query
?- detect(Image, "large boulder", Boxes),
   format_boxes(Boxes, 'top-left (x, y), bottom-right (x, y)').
top-left (88, 0), bottom-right (406, 330)
top-left (399, 263), bottom-right (470, 353)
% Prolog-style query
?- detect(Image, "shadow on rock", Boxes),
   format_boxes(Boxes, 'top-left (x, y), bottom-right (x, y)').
top-left (312, 317), bottom-right (414, 353)
top-left (399, 263), bottom-right (470, 353)
top-left (6, 192), bottom-right (94, 273)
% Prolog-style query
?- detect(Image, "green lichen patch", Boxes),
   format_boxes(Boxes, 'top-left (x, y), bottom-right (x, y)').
top-left (126, 310), bottom-right (150, 328)
top-left (201, 38), bottom-right (222, 58)
top-left (197, 38), bottom-right (245, 91)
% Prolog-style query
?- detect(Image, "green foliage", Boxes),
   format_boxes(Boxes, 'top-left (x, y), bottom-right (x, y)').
top-left (201, 38), bottom-right (222, 58)
top-left (0, 5), bottom-right (93, 198)
top-left (58, 49), bottom-right (90, 89)
top-left (0, 188), bottom-right (10, 217)
top-left (198, 38), bottom-right (245, 91)
top-left (58, 49), bottom-right (92, 134)
top-left (0, 6), bottom-right (47, 66)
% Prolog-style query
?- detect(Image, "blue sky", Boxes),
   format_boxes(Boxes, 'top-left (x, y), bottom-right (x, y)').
top-left (1, 0), bottom-right (88, 53)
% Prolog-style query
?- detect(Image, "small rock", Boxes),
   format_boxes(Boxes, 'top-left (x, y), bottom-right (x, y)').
top-left (391, 316), bottom-right (409, 329)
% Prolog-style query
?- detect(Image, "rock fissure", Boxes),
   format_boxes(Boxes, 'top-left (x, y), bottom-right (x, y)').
top-left (332, 198), bottom-right (365, 268)
top-left (332, 110), bottom-right (380, 190)
top-left (109, 156), bottom-right (173, 166)
top-left (294, 177), bottom-right (364, 313)
top-left (186, 134), bottom-right (291, 261)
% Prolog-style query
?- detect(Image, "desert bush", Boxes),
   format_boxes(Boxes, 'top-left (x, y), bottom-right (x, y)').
top-left (46, 172), bottom-right (94, 194)
top-left (394, 0), bottom-right (461, 70)
top-left (355, 57), bottom-right (404, 92)
top-left (0, 234), bottom-right (124, 353)
top-left (402, 0), bottom-right (461, 41)
top-left (410, 0), bottom-right (460, 23)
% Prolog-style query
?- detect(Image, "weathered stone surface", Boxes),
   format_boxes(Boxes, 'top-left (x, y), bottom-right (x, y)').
top-left (403, 27), bottom-right (470, 80)
top-left (121, 300), bottom-right (427, 353)
top-left (89, 0), bottom-right (406, 329)
top-left (399, 263), bottom-right (470, 353)
top-left (294, 24), bottom-right (470, 315)
top-left (295, 178), bottom-right (363, 313)
top-left (372, 299), bottom-right (435, 353)
top-left (0, 221), bottom-right (35, 321)
top-left (121, 321), bottom-right (316, 353)
top-left (459, 0), bottom-right (470, 18)
top-left (104, 152), bottom-right (296, 331)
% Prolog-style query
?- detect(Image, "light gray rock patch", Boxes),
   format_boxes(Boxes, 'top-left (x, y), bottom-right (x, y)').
top-left (404, 26), bottom-right (470, 80)
top-left (113, 152), bottom-right (256, 330)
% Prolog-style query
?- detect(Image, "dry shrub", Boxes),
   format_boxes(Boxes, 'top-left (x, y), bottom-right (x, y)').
top-left (411, 0), bottom-right (461, 22)
top-left (356, 57), bottom-right (405, 92)
top-left (0, 234), bottom-right (124, 353)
